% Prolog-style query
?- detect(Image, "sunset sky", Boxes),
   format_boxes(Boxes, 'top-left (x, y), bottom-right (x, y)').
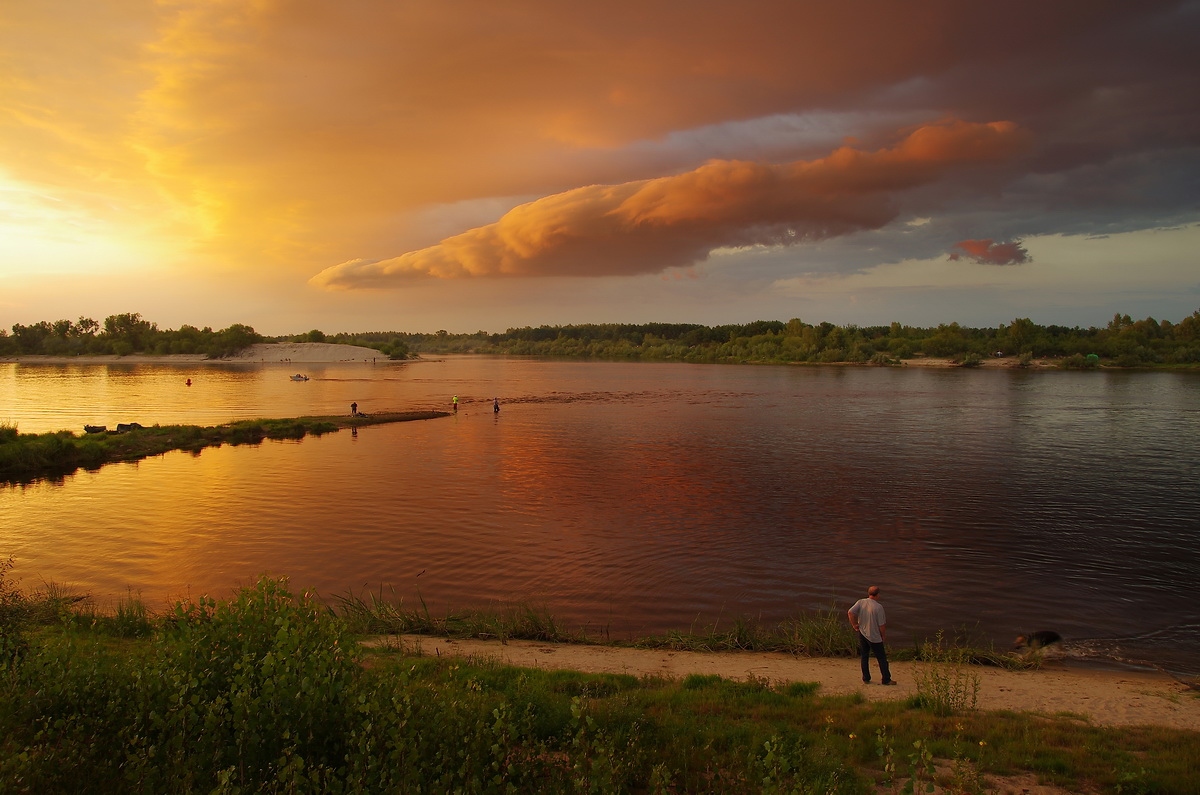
top-left (2, 1), bottom-right (1198, 335)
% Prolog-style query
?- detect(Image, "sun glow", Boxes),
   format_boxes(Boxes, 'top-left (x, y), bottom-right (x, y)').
top-left (0, 172), bottom-right (170, 278)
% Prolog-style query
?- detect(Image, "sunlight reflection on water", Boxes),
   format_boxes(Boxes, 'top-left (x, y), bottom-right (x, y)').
top-left (2, 358), bottom-right (1199, 675)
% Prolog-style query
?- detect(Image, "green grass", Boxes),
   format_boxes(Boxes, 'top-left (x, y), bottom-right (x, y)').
top-left (334, 584), bottom-right (587, 642)
top-left (0, 412), bottom-right (448, 484)
top-left (2, 568), bottom-right (1197, 793)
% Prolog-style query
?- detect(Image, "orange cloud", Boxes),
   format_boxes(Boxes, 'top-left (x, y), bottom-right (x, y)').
top-left (312, 121), bottom-right (1029, 288)
top-left (948, 239), bottom-right (1031, 265)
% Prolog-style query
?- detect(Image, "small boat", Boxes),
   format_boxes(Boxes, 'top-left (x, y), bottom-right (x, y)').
top-left (290, 373), bottom-right (310, 381)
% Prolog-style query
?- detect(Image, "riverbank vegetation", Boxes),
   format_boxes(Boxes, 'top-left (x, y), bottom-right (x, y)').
top-left (0, 313), bottom-right (263, 358)
top-left (6, 309), bottom-right (1199, 367)
top-left (1, 570), bottom-right (1193, 793)
top-left (334, 587), bottom-right (1020, 669)
top-left (0, 412), bottom-right (446, 485)
top-left (373, 310), bottom-right (1200, 367)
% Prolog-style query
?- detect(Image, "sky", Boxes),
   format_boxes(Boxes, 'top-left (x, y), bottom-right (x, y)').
top-left (2, 1), bottom-right (1198, 336)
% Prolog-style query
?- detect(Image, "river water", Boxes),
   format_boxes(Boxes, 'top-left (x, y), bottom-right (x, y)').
top-left (2, 356), bottom-right (1199, 676)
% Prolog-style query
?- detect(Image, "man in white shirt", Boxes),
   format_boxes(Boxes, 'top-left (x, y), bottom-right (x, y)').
top-left (848, 585), bottom-right (895, 685)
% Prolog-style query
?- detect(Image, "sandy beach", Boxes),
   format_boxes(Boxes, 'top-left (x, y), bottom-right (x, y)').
top-left (371, 635), bottom-right (1200, 732)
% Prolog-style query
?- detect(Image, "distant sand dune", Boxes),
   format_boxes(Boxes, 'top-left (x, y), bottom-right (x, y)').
top-left (222, 342), bottom-right (386, 362)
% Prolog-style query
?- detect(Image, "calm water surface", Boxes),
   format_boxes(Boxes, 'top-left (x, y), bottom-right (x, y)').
top-left (3, 357), bottom-right (1199, 676)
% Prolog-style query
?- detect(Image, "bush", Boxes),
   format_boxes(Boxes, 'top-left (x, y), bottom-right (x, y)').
top-left (149, 577), bottom-right (360, 789)
top-left (956, 352), bottom-right (983, 367)
top-left (0, 558), bottom-right (30, 666)
top-left (1059, 353), bottom-right (1098, 370)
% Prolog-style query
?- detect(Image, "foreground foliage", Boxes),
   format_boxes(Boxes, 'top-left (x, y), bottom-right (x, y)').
top-left (1, 573), bottom-right (1196, 793)
top-left (0, 412), bottom-right (446, 485)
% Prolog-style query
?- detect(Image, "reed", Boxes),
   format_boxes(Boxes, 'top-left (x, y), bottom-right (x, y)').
top-left (633, 607), bottom-right (861, 658)
top-left (332, 586), bottom-right (583, 642)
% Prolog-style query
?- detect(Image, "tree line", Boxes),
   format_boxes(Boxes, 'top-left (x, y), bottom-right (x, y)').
top-left (5, 309), bottom-right (1200, 367)
top-left (0, 313), bottom-right (262, 358)
top-left (322, 310), bottom-right (1200, 368)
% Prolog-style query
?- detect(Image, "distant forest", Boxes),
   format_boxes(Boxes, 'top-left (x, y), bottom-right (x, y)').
top-left (0, 314), bottom-right (262, 358)
top-left (292, 310), bottom-right (1200, 368)
top-left (4, 309), bottom-right (1200, 368)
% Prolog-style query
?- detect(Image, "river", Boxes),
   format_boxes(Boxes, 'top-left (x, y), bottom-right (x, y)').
top-left (2, 356), bottom-right (1198, 676)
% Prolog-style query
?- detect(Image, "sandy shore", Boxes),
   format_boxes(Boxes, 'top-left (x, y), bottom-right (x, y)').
top-left (368, 636), bottom-right (1200, 732)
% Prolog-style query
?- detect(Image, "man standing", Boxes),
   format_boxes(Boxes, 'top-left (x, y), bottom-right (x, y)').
top-left (848, 586), bottom-right (895, 685)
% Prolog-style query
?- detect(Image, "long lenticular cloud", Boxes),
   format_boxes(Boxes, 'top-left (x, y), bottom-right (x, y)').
top-left (311, 120), bottom-right (1030, 289)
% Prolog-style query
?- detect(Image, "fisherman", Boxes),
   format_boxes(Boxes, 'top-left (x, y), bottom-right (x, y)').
top-left (493, 397), bottom-right (500, 413)
top-left (452, 395), bottom-right (459, 411)
top-left (351, 401), bottom-right (358, 416)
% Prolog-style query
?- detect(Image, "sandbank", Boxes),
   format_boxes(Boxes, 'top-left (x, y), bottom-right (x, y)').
top-left (368, 635), bottom-right (1200, 732)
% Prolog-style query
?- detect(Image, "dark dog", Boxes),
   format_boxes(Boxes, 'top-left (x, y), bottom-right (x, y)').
top-left (1013, 630), bottom-right (1062, 651)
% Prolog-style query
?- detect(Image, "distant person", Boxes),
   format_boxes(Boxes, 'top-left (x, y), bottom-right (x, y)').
top-left (493, 397), bottom-right (500, 414)
top-left (848, 585), bottom-right (895, 685)
top-left (185, 378), bottom-right (191, 386)
top-left (452, 395), bottom-right (458, 411)
top-left (351, 401), bottom-right (358, 416)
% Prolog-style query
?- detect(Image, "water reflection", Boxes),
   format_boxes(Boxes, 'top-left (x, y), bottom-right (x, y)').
top-left (2, 358), bottom-right (1199, 675)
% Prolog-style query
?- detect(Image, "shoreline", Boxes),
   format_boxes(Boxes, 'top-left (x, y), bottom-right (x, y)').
top-left (375, 634), bottom-right (1200, 731)
top-left (0, 341), bottom-right (393, 365)
top-left (2, 351), bottom-right (1059, 369)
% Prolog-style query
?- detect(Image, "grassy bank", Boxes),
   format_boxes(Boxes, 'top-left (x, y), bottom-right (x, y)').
top-left (0, 412), bottom-right (448, 485)
top-left (2, 568), bottom-right (1195, 793)
top-left (334, 586), bottom-right (1022, 668)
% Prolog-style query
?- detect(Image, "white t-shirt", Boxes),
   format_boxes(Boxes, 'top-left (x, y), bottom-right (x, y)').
top-left (849, 597), bottom-right (886, 643)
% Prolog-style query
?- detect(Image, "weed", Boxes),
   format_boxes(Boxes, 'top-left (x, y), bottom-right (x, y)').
top-left (903, 738), bottom-right (937, 794)
top-left (912, 631), bottom-right (982, 716)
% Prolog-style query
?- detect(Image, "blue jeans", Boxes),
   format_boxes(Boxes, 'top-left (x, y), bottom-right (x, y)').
top-left (859, 633), bottom-right (892, 683)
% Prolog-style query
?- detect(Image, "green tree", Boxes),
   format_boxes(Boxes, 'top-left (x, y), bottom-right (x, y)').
top-left (1002, 318), bottom-right (1038, 354)
top-left (102, 313), bottom-right (156, 352)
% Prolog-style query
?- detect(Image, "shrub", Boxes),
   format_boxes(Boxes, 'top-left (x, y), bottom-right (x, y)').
top-left (957, 352), bottom-right (983, 367)
top-left (0, 558), bottom-right (29, 666)
top-left (148, 577), bottom-right (360, 789)
top-left (1059, 353), bottom-right (1098, 370)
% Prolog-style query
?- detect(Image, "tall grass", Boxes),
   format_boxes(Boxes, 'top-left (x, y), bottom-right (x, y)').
top-left (911, 631), bottom-right (982, 716)
top-left (633, 606), bottom-right (860, 657)
top-left (333, 585), bottom-right (581, 642)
